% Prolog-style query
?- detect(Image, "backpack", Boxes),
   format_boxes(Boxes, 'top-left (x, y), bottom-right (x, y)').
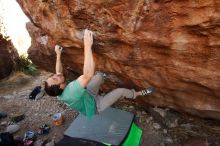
top-left (29, 86), bottom-right (42, 100)
top-left (0, 132), bottom-right (15, 146)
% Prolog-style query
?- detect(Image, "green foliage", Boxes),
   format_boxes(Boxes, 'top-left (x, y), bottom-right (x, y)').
top-left (16, 54), bottom-right (39, 76)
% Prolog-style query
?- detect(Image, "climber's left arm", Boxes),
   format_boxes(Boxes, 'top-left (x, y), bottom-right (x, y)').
top-left (55, 45), bottom-right (63, 74)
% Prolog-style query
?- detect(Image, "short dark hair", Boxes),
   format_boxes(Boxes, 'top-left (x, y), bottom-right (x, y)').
top-left (44, 81), bottom-right (63, 96)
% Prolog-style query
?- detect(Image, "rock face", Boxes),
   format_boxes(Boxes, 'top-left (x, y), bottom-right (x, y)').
top-left (0, 34), bottom-right (18, 79)
top-left (17, 0), bottom-right (220, 119)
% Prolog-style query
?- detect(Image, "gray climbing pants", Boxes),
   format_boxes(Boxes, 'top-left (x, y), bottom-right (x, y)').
top-left (86, 72), bottom-right (136, 113)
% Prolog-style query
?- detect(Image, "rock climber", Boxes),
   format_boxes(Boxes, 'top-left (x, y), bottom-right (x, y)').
top-left (44, 29), bottom-right (155, 118)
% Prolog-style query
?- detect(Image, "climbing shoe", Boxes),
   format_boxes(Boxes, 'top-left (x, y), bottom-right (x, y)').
top-left (141, 87), bottom-right (155, 96)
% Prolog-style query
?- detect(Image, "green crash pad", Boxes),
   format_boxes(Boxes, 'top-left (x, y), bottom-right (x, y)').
top-left (123, 122), bottom-right (142, 146)
top-left (63, 108), bottom-right (142, 146)
top-left (105, 122), bottom-right (142, 146)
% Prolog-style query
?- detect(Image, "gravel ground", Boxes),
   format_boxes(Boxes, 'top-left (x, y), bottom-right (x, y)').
top-left (0, 71), bottom-right (220, 146)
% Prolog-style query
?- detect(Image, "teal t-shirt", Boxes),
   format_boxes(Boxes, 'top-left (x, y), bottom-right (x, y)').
top-left (58, 80), bottom-right (96, 118)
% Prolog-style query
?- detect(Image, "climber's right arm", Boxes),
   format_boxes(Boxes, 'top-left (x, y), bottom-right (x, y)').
top-left (77, 29), bottom-right (95, 88)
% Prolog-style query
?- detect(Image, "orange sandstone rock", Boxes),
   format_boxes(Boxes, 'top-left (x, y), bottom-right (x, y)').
top-left (17, 0), bottom-right (220, 119)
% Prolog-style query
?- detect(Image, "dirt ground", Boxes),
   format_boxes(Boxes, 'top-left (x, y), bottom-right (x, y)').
top-left (0, 71), bottom-right (220, 146)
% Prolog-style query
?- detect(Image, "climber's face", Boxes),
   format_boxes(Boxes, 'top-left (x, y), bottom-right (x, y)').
top-left (46, 73), bottom-right (65, 87)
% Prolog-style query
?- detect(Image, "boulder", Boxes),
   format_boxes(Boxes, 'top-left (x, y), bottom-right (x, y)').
top-left (17, 0), bottom-right (220, 119)
top-left (0, 34), bottom-right (18, 79)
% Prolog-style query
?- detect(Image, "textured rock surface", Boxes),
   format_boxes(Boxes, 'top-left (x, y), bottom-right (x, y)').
top-left (17, 0), bottom-right (220, 119)
top-left (0, 34), bottom-right (18, 79)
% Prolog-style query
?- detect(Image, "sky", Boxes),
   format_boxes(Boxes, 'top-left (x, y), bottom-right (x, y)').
top-left (0, 0), bottom-right (31, 54)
